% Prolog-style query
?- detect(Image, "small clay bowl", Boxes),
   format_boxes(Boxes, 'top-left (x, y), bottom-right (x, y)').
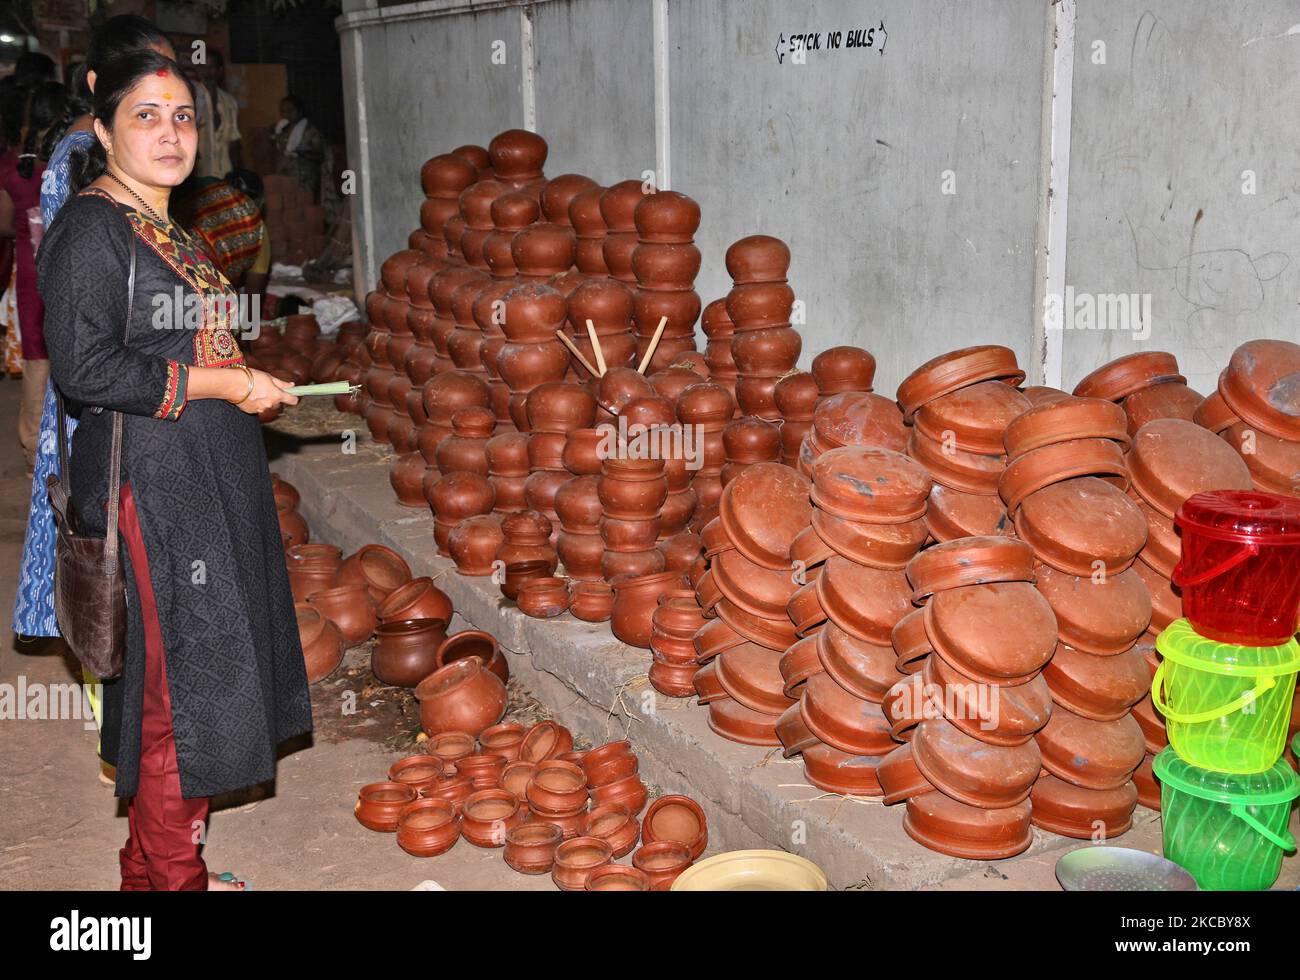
top-left (714, 598), bottom-right (799, 652)
top-left (1014, 477), bottom-right (1148, 576)
top-left (1127, 418), bottom-right (1252, 519)
top-left (775, 701), bottom-right (820, 758)
top-left (589, 772), bottom-right (649, 815)
top-left (526, 759), bottom-right (591, 816)
top-left (640, 795), bottom-right (708, 860)
top-left (1002, 396), bottom-right (1129, 459)
top-left (878, 743), bottom-right (936, 805)
top-left (799, 673), bottom-right (896, 756)
top-left (426, 730), bottom-right (476, 773)
top-left (455, 752), bottom-right (508, 790)
top-left (479, 722), bottom-right (526, 763)
top-left (712, 547), bottom-right (801, 619)
top-left (569, 581), bottom-right (615, 622)
top-left (499, 760), bottom-right (536, 801)
top-left (906, 429), bottom-right (1005, 496)
top-left (580, 740), bottom-right (638, 788)
top-left (552, 837), bottom-right (614, 891)
top-left (718, 462), bottom-right (812, 570)
top-left (811, 510), bottom-right (928, 570)
top-left (395, 798), bottom-right (461, 857)
top-left (1034, 564), bottom-right (1151, 655)
top-left (801, 742), bottom-right (886, 797)
top-left (997, 437), bottom-right (1129, 515)
top-left (910, 717), bottom-right (1041, 809)
top-left (891, 609), bottom-right (933, 674)
top-left (1042, 643), bottom-right (1150, 722)
top-left (525, 805), bottom-right (589, 841)
top-left (706, 696), bottom-right (783, 747)
top-left (913, 380), bottom-right (1031, 456)
top-left (519, 720), bottom-right (574, 763)
top-left (460, 788), bottom-right (523, 847)
top-left (693, 616), bottom-right (747, 663)
top-left (1073, 350), bottom-right (1184, 402)
top-left (632, 841), bottom-right (693, 890)
top-left (809, 446), bottom-right (932, 523)
top-left (1030, 774), bottom-right (1137, 839)
top-left (715, 643), bottom-right (795, 715)
top-left (516, 576), bottom-right (573, 619)
top-left (388, 754), bottom-right (445, 795)
top-left (503, 820), bottom-right (564, 874)
top-left (355, 781), bottom-right (418, 833)
top-left (923, 653), bottom-right (1053, 746)
top-left (903, 792), bottom-right (1033, 860)
top-left (925, 484), bottom-right (1012, 541)
top-left (816, 557), bottom-right (912, 647)
top-left (581, 803), bottom-right (641, 858)
top-left (778, 633), bottom-right (825, 697)
top-left (586, 864), bottom-right (651, 891)
top-left (816, 626), bottom-right (903, 703)
top-left (924, 582), bottom-right (1057, 686)
top-left (1036, 705), bottom-right (1145, 791)
top-left (694, 570), bottom-right (723, 615)
top-left (905, 536), bottom-right (1036, 603)
top-left (895, 345), bottom-right (1025, 421)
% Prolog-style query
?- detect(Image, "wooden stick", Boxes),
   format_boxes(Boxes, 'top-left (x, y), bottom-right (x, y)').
top-left (636, 316), bottom-right (668, 374)
top-left (555, 330), bottom-right (601, 378)
top-left (585, 319), bottom-right (607, 376)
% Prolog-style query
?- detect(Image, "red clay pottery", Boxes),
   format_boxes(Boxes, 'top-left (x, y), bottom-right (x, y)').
top-left (903, 792), bottom-right (1033, 859)
top-left (1030, 774), bottom-right (1137, 838)
top-left (811, 346), bottom-right (876, 395)
top-left (906, 429), bottom-right (1005, 496)
top-left (1133, 752), bottom-right (1162, 810)
top-left (1043, 641), bottom-right (1150, 721)
top-left (585, 864), bottom-right (651, 891)
top-left (1224, 420), bottom-right (1300, 495)
top-left (448, 514), bottom-right (507, 576)
top-left (633, 841), bottom-right (693, 890)
top-left (896, 345), bottom-right (1024, 421)
top-left (923, 654), bottom-right (1053, 746)
top-left (712, 547), bottom-right (800, 619)
top-left (715, 643), bottom-right (795, 714)
top-left (581, 741), bottom-right (638, 787)
top-left (503, 821), bottom-right (563, 873)
top-left (297, 604), bottom-right (344, 683)
top-left (479, 722), bottom-right (526, 764)
top-left (372, 618), bottom-right (449, 688)
top-left (694, 616), bottom-right (746, 663)
top-left (389, 754), bottom-right (444, 795)
top-left (706, 696), bottom-right (783, 746)
top-left (718, 461), bottom-right (812, 569)
top-left (878, 743), bottom-right (936, 805)
top-left (1003, 395), bottom-right (1129, 459)
top-left (801, 742), bottom-right (886, 797)
top-left (778, 633), bottom-right (824, 696)
top-left (500, 760), bottom-right (536, 801)
top-left (519, 720), bottom-right (574, 763)
top-left (355, 781), bottom-right (419, 832)
top-left (775, 701), bottom-right (820, 757)
top-left (925, 582), bottom-right (1057, 685)
top-left (891, 608), bottom-right (932, 674)
top-left (598, 456), bottom-right (668, 519)
top-left (1122, 381), bottom-right (1202, 435)
top-left (395, 798), bottom-right (461, 857)
top-left (1014, 477), bottom-right (1148, 576)
top-left (998, 437), bottom-right (1128, 514)
top-left (787, 580), bottom-right (828, 636)
top-left (414, 658), bottom-right (507, 736)
top-left (516, 576), bottom-right (572, 619)
top-left (1195, 385), bottom-right (1240, 434)
top-left (337, 544), bottom-right (412, 602)
top-left (812, 391), bottom-right (908, 453)
top-left (272, 475), bottom-right (300, 511)
top-left (816, 557), bottom-right (911, 646)
top-left (1073, 350), bottom-right (1184, 402)
top-left (307, 583), bottom-right (378, 647)
top-left (569, 581), bottom-right (615, 622)
top-left (1036, 704), bottom-right (1145, 790)
top-left (810, 446), bottom-right (932, 522)
top-left (1133, 496), bottom-right (1180, 578)
top-left (714, 597), bottom-right (799, 652)
top-left (590, 772), bottom-right (649, 814)
top-left (378, 577), bottom-right (453, 626)
top-left (581, 803), bottom-right (641, 858)
top-left (460, 788), bottom-right (523, 847)
top-left (611, 570), bottom-right (689, 648)
top-left (925, 484), bottom-right (1012, 541)
top-left (526, 760), bottom-right (589, 815)
top-left (1127, 418), bottom-right (1252, 519)
top-left (910, 717), bottom-right (1041, 808)
top-left (905, 535), bottom-right (1035, 602)
top-left (1034, 565), bottom-right (1151, 655)
top-left (816, 625), bottom-right (904, 702)
top-left (640, 795), bottom-right (707, 859)
top-left (434, 629), bottom-right (509, 684)
top-left (799, 673), bottom-right (895, 756)
top-left (456, 752), bottom-right (508, 790)
top-left (552, 836), bottom-right (614, 890)
top-left (790, 524), bottom-right (834, 569)
top-left (914, 380), bottom-right (1031, 456)
top-left (426, 730), bottom-right (475, 774)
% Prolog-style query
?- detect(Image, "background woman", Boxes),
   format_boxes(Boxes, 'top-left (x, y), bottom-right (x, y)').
top-left (271, 95), bottom-right (324, 203)
top-left (39, 50), bottom-right (311, 891)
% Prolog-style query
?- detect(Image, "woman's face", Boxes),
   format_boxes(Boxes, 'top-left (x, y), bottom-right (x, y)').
top-left (96, 69), bottom-right (197, 189)
top-left (280, 99), bottom-right (301, 124)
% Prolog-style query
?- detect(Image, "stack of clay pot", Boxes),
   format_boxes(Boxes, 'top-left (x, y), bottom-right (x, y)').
top-left (690, 462), bottom-right (810, 745)
top-left (525, 382), bottom-right (597, 535)
top-left (567, 279), bottom-right (638, 380)
top-left (599, 453), bottom-right (667, 583)
top-left (362, 250), bottom-right (423, 446)
top-left (811, 346), bottom-right (877, 406)
top-left (700, 300), bottom-right (739, 406)
top-left (569, 184), bottom-right (610, 277)
top-left (676, 381), bottom-right (736, 525)
top-left (400, 260), bottom-right (443, 433)
top-left (393, 369), bottom-right (489, 508)
top-left (498, 284), bottom-right (571, 432)
top-left (631, 190), bottom-right (702, 373)
top-left (1074, 349), bottom-right (1201, 437)
top-left (875, 535), bottom-right (1052, 858)
top-left (274, 473), bottom-right (310, 547)
top-left (487, 128), bottom-right (548, 199)
top-left (495, 510), bottom-right (558, 601)
top-left (512, 218), bottom-right (575, 286)
top-left (726, 235), bottom-right (801, 420)
top-left (476, 191), bottom-right (538, 417)
top-left (415, 152), bottom-right (479, 260)
top-left (721, 416), bottom-right (781, 485)
top-left (485, 427), bottom-right (531, 516)
top-left (649, 591), bottom-right (708, 697)
top-left (774, 371), bottom-right (819, 467)
top-left (458, 177), bottom-right (511, 274)
top-left (599, 180), bottom-right (643, 289)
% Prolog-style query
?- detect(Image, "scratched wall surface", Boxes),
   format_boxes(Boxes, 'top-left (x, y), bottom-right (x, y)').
top-left (1064, 2), bottom-right (1300, 392)
top-left (668, 0), bottom-right (1047, 394)
top-left (532, 0), bottom-right (657, 183)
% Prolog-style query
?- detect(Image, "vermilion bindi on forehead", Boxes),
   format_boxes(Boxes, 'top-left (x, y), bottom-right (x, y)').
top-left (155, 68), bottom-right (170, 77)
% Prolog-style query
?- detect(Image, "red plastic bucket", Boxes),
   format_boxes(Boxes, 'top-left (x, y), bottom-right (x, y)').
top-left (1173, 491), bottom-right (1300, 646)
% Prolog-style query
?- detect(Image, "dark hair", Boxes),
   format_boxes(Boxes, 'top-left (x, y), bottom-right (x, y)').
top-left (70, 50), bottom-right (197, 192)
top-left (225, 168), bottom-right (263, 203)
top-left (16, 81), bottom-right (67, 179)
top-left (281, 94), bottom-right (306, 116)
top-left (0, 52), bottom-right (56, 150)
top-left (39, 63), bottom-right (92, 160)
top-left (87, 14), bottom-right (173, 72)
top-left (13, 52), bottom-right (56, 87)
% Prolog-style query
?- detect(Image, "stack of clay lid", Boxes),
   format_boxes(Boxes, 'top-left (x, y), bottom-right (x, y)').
top-left (693, 462), bottom-right (811, 746)
top-left (721, 416), bottom-right (781, 486)
top-left (632, 190), bottom-right (702, 372)
top-left (774, 372), bottom-right (820, 467)
top-left (1209, 340), bottom-right (1300, 496)
top-left (895, 346), bottom-right (1026, 540)
top-left (1074, 350), bottom-right (1201, 435)
top-left (798, 391), bottom-right (907, 478)
top-left (810, 346), bottom-right (876, 406)
top-left (725, 235), bottom-right (801, 420)
top-left (876, 536), bottom-right (1050, 858)
top-left (415, 152), bottom-right (478, 260)
top-left (700, 300), bottom-right (740, 404)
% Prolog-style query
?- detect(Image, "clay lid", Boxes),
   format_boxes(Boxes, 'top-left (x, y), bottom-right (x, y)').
top-left (458, 179), bottom-right (511, 229)
top-left (997, 437), bottom-right (1129, 515)
top-left (700, 298), bottom-right (736, 338)
top-left (911, 717), bottom-right (1041, 809)
top-left (724, 234), bottom-right (791, 284)
top-left (712, 547), bottom-right (800, 619)
top-left (799, 673), bottom-right (895, 756)
top-left (706, 696), bottom-right (782, 746)
top-left (715, 643), bottom-right (795, 714)
top-left (1003, 395), bottom-right (1130, 459)
top-left (598, 179), bottom-right (648, 230)
top-left (801, 742), bottom-right (886, 797)
top-left (906, 429), bottom-right (1005, 495)
top-left (895, 345), bottom-right (1025, 421)
top-left (1194, 384), bottom-right (1239, 434)
top-left (816, 556), bottom-right (911, 646)
top-left (420, 153), bottom-right (478, 197)
top-left (924, 654), bottom-right (1053, 746)
top-left (1035, 564), bottom-right (1151, 655)
top-left (1127, 418), bottom-right (1252, 519)
top-left (773, 372), bottom-right (820, 419)
top-left (539, 173), bottom-right (597, 225)
top-left (925, 581), bottom-right (1057, 684)
top-left (905, 535), bottom-right (1036, 602)
top-left (487, 128), bottom-right (548, 181)
top-left (811, 509), bottom-right (928, 570)
top-left (903, 792), bottom-right (1033, 860)
top-left (1122, 380), bottom-right (1202, 436)
top-left (489, 190), bottom-right (541, 231)
top-left (812, 391), bottom-right (908, 452)
top-left (568, 185), bottom-right (608, 236)
top-left (718, 462), bottom-right (811, 569)
top-left (1042, 642), bottom-right (1151, 722)
top-left (810, 446), bottom-right (931, 523)
top-left (891, 608), bottom-right (932, 673)
top-left (811, 346), bottom-right (876, 395)
top-left (1030, 775), bottom-right (1138, 838)
top-left (914, 380), bottom-right (1032, 456)
top-left (878, 743), bottom-right (936, 804)
top-left (1036, 704), bottom-right (1145, 790)
top-left (1020, 385), bottom-right (1072, 406)
top-left (1014, 477), bottom-right (1148, 576)
top-left (1073, 350), bottom-right (1185, 402)
top-left (633, 190), bottom-right (701, 242)
top-left (1225, 421), bottom-right (1300, 495)
top-left (815, 624), bottom-right (903, 702)
top-left (714, 598), bottom-right (798, 652)
top-left (924, 484), bottom-right (1012, 541)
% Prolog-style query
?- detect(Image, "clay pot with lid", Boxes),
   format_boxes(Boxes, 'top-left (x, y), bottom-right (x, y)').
top-left (569, 185), bottom-right (609, 275)
top-left (434, 629), bottom-right (509, 685)
top-left (414, 657), bottom-right (507, 737)
top-left (448, 513), bottom-right (506, 576)
top-left (811, 346), bottom-right (876, 396)
top-left (1073, 350), bottom-right (1184, 402)
top-left (297, 603), bottom-right (344, 683)
top-left (1014, 477), bottom-right (1148, 576)
top-left (725, 234), bottom-right (790, 285)
top-left (611, 570), bottom-right (689, 648)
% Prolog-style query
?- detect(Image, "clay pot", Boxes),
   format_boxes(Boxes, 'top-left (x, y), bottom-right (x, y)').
top-left (816, 625), bottom-right (904, 702)
top-left (306, 583), bottom-right (378, 647)
top-left (355, 782), bottom-right (418, 832)
top-left (811, 346), bottom-right (876, 396)
top-left (503, 821), bottom-right (563, 873)
top-left (891, 608), bottom-right (932, 674)
top-left (611, 570), bottom-right (689, 648)
top-left (724, 234), bottom-right (790, 284)
top-left (906, 429), bottom-right (1005, 496)
top-left (568, 581), bottom-right (615, 622)
top-left (1036, 704), bottom-right (1146, 790)
top-left (517, 576), bottom-right (572, 619)
top-left (1042, 641), bottom-right (1150, 722)
top-left (1014, 477), bottom-right (1148, 576)
top-left (1194, 387), bottom-right (1240, 434)
top-left (561, 427), bottom-right (610, 475)
top-left (774, 701), bottom-right (819, 757)
top-left (523, 759), bottom-right (587, 816)
top-left (414, 658), bottom-right (508, 736)
top-left (715, 642), bottom-right (795, 714)
top-left (877, 743), bottom-right (936, 805)
top-left (905, 536), bottom-right (1035, 603)
top-left (632, 841), bottom-right (693, 890)
top-left (378, 577), bottom-right (453, 625)
top-left (456, 752), bottom-right (508, 790)
top-left (693, 661), bottom-right (727, 703)
top-left (816, 557), bottom-right (911, 646)
top-left (640, 795), bottom-right (707, 859)
top-left (460, 788), bottom-right (523, 847)
top-left (519, 720), bottom-right (574, 763)
top-left (714, 597), bottom-right (798, 652)
top-left (426, 730), bottom-right (476, 774)
top-left (389, 754), bottom-right (445, 795)
top-left (552, 837), bottom-right (614, 891)
top-left (1122, 381), bottom-right (1202, 435)
top-left (1074, 350), bottom-right (1184, 402)
top-left (448, 514), bottom-right (506, 576)
top-left (589, 772), bottom-right (649, 814)
top-left (1127, 418), bottom-right (1252, 519)
top-left (707, 696), bottom-right (783, 746)
top-left (711, 547), bottom-right (800, 620)
top-left (910, 717), bottom-right (1041, 808)
top-left (924, 485), bottom-right (1010, 542)
top-left (896, 346), bottom-right (1025, 421)
top-left (799, 673), bottom-right (895, 756)
top-left (778, 634), bottom-right (825, 696)
top-left (812, 391), bottom-right (908, 453)
top-left (802, 742), bottom-right (886, 797)
top-left (297, 604), bottom-right (344, 683)
top-left (1030, 775), bottom-right (1138, 839)
top-left (598, 457), bottom-right (668, 520)
top-left (997, 437), bottom-right (1128, 514)
top-left (925, 654), bottom-right (1053, 747)
top-left (903, 792), bottom-right (1033, 860)
top-left (337, 544), bottom-right (413, 602)
top-left (925, 581), bottom-right (1057, 686)
top-left (1035, 564), bottom-right (1151, 655)
top-left (602, 548), bottom-right (666, 581)
top-left (434, 629), bottom-right (509, 684)
top-left (272, 476), bottom-right (301, 511)
top-left (581, 740), bottom-right (638, 788)
top-left (914, 380), bottom-right (1031, 456)
top-left (719, 462), bottom-right (812, 569)
top-left (372, 618), bottom-right (449, 688)
top-left (810, 446), bottom-right (932, 522)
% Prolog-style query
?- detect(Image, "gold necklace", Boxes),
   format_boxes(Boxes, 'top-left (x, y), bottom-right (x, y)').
top-left (104, 169), bottom-right (168, 226)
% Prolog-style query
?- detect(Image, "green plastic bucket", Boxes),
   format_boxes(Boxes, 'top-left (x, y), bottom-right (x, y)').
top-left (1153, 747), bottom-right (1299, 890)
top-left (1153, 619), bottom-right (1300, 774)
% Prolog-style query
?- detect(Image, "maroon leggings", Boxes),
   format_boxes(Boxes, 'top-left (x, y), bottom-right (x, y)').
top-left (116, 482), bottom-right (210, 891)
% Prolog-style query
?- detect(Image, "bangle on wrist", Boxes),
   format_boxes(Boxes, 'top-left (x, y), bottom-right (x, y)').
top-left (232, 365), bottom-right (255, 405)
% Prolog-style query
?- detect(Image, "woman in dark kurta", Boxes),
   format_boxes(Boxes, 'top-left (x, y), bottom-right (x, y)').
top-left (38, 51), bottom-right (311, 890)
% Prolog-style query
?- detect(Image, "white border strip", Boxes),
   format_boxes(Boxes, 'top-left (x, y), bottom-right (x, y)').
top-left (653, 0), bottom-right (671, 190)
top-left (520, 4), bottom-right (537, 131)
top-left (337, 0), bottom-right (540, 33)
top-left (351, 28), bottom-right (377, 293)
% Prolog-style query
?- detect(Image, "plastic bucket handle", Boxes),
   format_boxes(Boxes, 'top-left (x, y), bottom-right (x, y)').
top-left (1230, 803), bottom-right (1298, 852)
top-left (1151, 662), bottom-right (1277, 724)
top-left (1172, 540), bottom-right (1259, 588)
